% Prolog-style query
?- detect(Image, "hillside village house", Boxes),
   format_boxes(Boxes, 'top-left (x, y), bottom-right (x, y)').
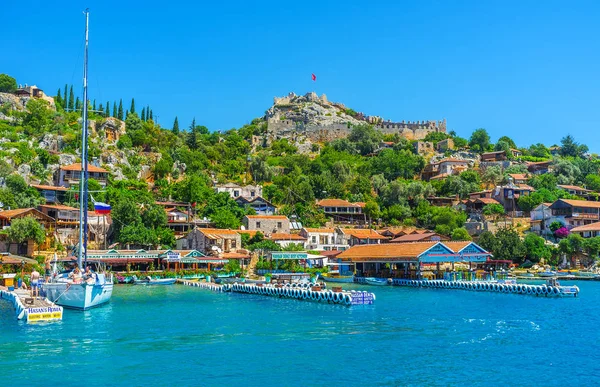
top-left (529, 203), bottom-right (553, 235)
top-left (0, 208), bottom-right (54, 255)
top-left (300, 228), bottom-right (350, 251)
top-left (508, 174), bottom-right (529, 185)
top-left (269, 233), bottom-right (307, 249)
top-left (235, 196), bottom-right (276, 215)
top-left (378, 227), bottom-right (428, 239)
top-left (31, 184), bottom-right (69, 204)
top-left (335, 228), bottom-right (388, 246)
top-left (421, 159), bottom-right (470, 181)
top-left (549, 199), bottom-right (600, 229)
top-left (242, 215), bottom-right (290, 234)
top-left (490, 183), bottom-right (535, 215)
top-left (215, 183), bottom-right (262, 199)
top-left (571, 222), bottom-right (600, 238)
top-left (413, 141), bottom-right (434, 156)
top-left (57, 163), bottom-right (109, 188)
top-left (165, 207), bottom-right (191, 235)
top-left (557, 185), bottom-right (594, 198)
top-left (316, 199), bottom-right (366, 225)
top-left (527, 161), bottom-right (551, 175)
top-left (177, 228), bottom-right (241, 254)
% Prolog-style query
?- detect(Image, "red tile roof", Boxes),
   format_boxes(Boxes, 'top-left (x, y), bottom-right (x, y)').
top-left (31, 184), bottom-right (69, 191)
top-left (571, 222), bottom-right (600, 232)
top-left (269, 233), bottom-right (307, 241)
top-left (338, 242), bottom-right (438, 260)
top-left (60, 163), bottom-right (108, 173)
top-left (245, 215), bottom-right (288, 220)
top-left (339, 228), bottom-right (388, 239)
top-left (317, 199), bottom-right (363, 208)
top-left (303, 228), bottom-right (336, 233)
top-left (39, 204), bottom-right (78, 211)
top-left (390, 233), bottom-right (449, 243)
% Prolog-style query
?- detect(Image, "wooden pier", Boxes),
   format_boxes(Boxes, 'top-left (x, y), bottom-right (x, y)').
top-left (0, 287), bottom-right (63, 322)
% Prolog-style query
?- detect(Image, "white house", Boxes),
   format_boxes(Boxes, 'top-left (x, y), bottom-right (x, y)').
top-left (215, 183), bottom-right (262, 199)
top-left (300, 228), bottom-right (350, 251)
top-left (530, 203), bottom-right (553, 235)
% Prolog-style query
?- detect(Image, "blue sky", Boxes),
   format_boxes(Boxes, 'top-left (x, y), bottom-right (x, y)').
top-left (3, 1), bottom-right (600, 150)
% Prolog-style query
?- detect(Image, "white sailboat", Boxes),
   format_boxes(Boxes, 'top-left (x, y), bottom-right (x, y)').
top-left (43, 10), bottom-right (114, 310)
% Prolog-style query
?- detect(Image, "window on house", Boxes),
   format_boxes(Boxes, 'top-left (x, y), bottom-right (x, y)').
top-left (312, 236), bottom-right (317, 243)
top-left (256, 222), bottom-right (261, 228)
top-left (232, 240), bottom-right (237, 248)
top-left (277, 222), bottom-right (282, 229)
top-left (251, 191), bottom-right (255, 197)
top-left (234, 190), bottom-right (240, 197)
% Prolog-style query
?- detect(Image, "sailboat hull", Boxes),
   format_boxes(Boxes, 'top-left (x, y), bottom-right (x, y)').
top-left (43, 281), bottom-right (113, 310)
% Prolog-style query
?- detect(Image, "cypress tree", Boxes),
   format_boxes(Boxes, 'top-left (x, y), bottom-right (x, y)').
top-left (146, 105), bottom-right (150, 120)
top-left (55, 88), bottom-right (62, 107)
top-left (149, 109), bottom-right (153, 121)
top-left (113, 101), bottom-right (117, 118)
top-left (118, 99), bottom-right (123, 120)
top-left (93, 100), bottom-right (96, 111)
top-left (105, 101), bottom-right (110, 117)
top-left (68, 86), bottom-right (75, 111)
top-left (75, 97), bottom-right (81, 111)
top-left (141, 107), bottom-right (146, 121)
top-left (130, 98), bottom-right (135, 114)
top-left (99, 103), bottom-right (103, 114)
top-left (173, 117), bottom-right (179, 135)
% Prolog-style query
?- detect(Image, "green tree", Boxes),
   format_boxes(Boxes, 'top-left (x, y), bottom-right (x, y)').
top-left (560, 135), bottom-right (588, 158)
top-left (371, 149), bottom-right (425, 180)
top-left (523, 233), bottom-right (552, 263)
top-left (130, 98), bottom-right (136, 114)
top-left (451, 227), bottom-right (472, 241)
top-left (63, 85), bottom-right (68, 108)
top-left (173, 116), bottom-right (179, 135)
top-left (469, 128), bottom-right (490, 153)
top-left (348, 124), bottom-right (383, 156)
top-left (363, 200), bottom-right (381, 224)
top-left (141, 204), bottom-right (168, 229)
top-left (483, 203), bottom-right (505, 217)
top-left (153, 155), bottom-right (173, 179)
top-left (493, 227), bottom-right (526, 262)
top-left (105, 101), bottom-right (110, 117)
top-left (55, 87), bottom-right (63, 107)
top-left (529, 143), bottom-right (550, 158)
top-left (482, 165), bottom-right (503, 188)
top-left (0, 74), bottom-right (17, 93)
top-left (497, 136), bottom-right (517, 149)
top-left (5, 216), bottom-right (46, 253)
top-left (118, 99), bottom-right (124, 120)
top-left (585, 174), bottom-right (600, 191)
top-left (68, 85), bottom-right (75, 111)
top-left (553, 159), bottom-right (580, 185)
top-left (23, 99), bottom-right (52, 135)
top-left (111, 200), bottom-right (142, 238)
top-left (5, 175), bottom-right (44, 208)
top-left (141, 107), bottom-right (146, 121)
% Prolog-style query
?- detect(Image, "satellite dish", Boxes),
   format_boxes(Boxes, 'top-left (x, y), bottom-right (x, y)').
top-left (240, 225), bottom-right (246, 230)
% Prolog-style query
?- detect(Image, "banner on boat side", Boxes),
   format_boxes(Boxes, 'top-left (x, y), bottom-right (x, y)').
top-left (351, 292), bottom-right (375, 305)
top-left (26, 306), bottom-right (63, 322)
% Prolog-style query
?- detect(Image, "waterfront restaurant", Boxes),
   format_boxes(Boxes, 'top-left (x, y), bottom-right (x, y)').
top-left (336, 241), bottom-right (492, 279)
top-left (159, 249), bottom-right (228, 271)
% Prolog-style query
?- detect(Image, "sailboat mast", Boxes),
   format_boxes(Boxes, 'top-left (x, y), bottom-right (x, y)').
top-left (77, 9), bottom-right (90, 269)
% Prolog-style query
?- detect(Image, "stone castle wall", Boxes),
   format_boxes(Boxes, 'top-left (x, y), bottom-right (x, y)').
top-left (267, 118), bottom-right (446, 142)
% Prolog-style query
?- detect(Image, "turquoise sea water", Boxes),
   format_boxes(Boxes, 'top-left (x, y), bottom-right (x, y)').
top-left (1, 281), bottom-right (599, 386)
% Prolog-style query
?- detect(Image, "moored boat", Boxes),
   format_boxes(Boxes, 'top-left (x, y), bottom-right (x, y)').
top-left (320, 272), bottom-right (354, 283)
top-left (133, 276), bottom-right (176, 285)
top-left (364, 277), bottom-right (390, 286)
top-left (538, 271), bottom-right (557, 278)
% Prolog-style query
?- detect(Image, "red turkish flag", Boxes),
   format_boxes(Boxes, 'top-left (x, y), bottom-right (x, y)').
top-left (311, 73), bottom-right (316, 81)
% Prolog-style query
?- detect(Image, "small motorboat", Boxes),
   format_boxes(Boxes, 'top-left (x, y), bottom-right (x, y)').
top-left (538, 271), bottom-right (557, 278)
top-left (133, 276), bottom-right (176, 285)
top-left (364, 277), bottom-right (390, 286)
top-left (320, 272), bottom-right (354, 283)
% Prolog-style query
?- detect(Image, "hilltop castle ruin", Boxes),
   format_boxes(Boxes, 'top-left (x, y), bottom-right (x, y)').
top-left (265, 92), bottom-right (446, 144)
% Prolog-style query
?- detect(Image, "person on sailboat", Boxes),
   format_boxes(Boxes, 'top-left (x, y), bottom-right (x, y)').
top-left (83, 266), bottom-right (96, 284)
top-left (69, 266), bottom-right (83, 284)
